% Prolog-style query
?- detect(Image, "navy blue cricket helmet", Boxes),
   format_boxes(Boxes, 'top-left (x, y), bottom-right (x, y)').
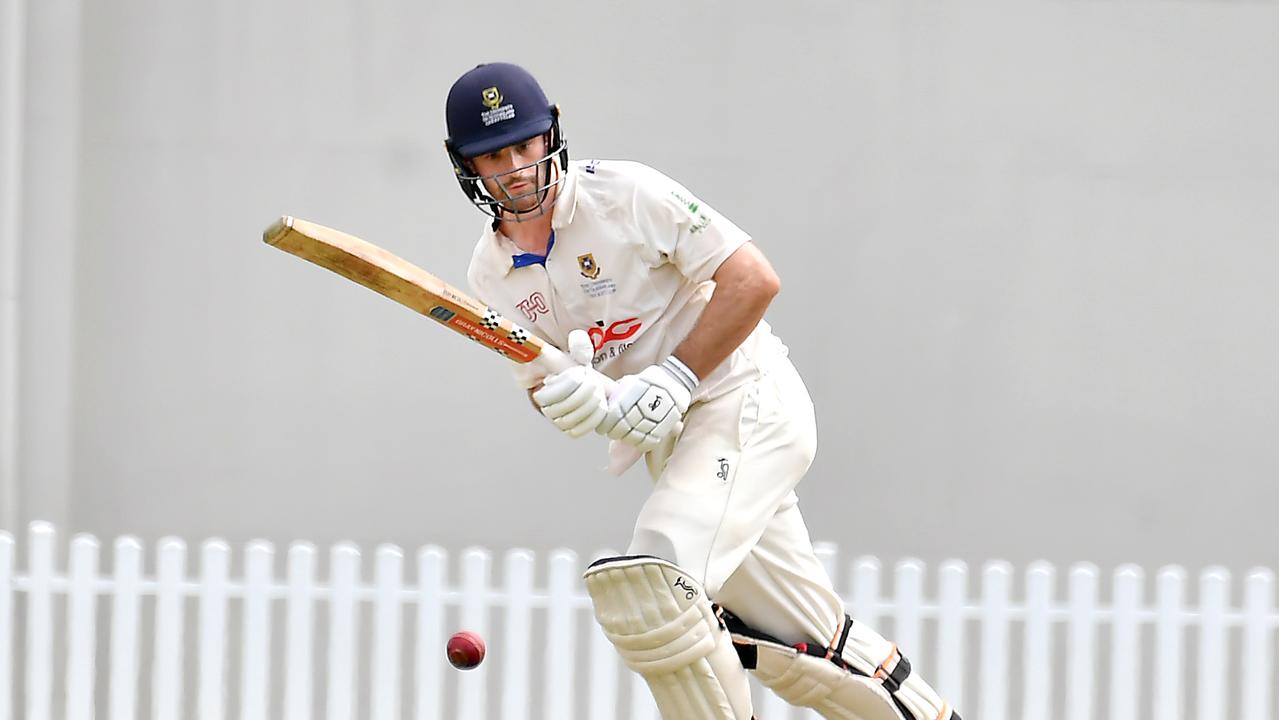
top-left (444, 63), bottom-right (568, 219)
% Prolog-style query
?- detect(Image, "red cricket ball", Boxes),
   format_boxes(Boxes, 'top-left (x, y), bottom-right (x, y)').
top-left (447, 630), bottom-right (486, 670)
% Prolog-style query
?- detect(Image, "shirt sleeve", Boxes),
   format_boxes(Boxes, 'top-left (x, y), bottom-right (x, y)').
top-left (629, 164), bottom-right (752, 283)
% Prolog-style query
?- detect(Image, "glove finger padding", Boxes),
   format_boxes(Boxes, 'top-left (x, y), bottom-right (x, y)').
top-left (532, 366), bottom-right (588, 408)
top-left (554, 394), bottom-right (609, 437)
top-left (533, 357), bottom-right (610, 439)
top-left (539, 373), bottom-right (599, 419)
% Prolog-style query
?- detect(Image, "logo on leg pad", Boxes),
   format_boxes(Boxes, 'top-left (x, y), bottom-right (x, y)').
top-left (673, 576), bottom-right (699, 600)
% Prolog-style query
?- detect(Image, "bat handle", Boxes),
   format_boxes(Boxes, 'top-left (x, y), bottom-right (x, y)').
top-left (535, 342), bottom-right (620, 395)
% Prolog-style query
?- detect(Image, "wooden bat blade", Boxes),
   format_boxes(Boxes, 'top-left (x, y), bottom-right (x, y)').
top-left (263, 215), bottom-right (551, 364)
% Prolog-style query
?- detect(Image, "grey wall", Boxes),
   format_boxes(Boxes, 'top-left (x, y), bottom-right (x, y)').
top-left (7, 0), bottom-right (1278, 576)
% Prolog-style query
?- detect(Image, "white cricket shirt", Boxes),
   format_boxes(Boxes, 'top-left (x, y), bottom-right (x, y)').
top-left (467, 160), bottom-right (789, 401)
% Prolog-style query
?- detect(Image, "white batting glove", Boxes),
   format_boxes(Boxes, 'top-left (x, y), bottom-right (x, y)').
top-left (596, 357), bottom-right (699, 451)
top-left (531, 329), bottom-right (610, 438)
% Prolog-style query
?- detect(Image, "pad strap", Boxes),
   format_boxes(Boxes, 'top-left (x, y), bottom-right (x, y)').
top-left (720, 608), bottom-right (960, 720)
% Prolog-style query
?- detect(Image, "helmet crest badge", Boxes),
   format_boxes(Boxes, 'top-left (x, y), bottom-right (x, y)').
top-left (481, 86), bottom-right (502, 110)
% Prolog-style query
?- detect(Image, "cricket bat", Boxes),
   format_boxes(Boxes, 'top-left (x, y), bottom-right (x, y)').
top-left (262, 215), bottom-right (572, 373)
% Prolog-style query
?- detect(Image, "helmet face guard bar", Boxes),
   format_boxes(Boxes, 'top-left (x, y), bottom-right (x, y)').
top-left (446, 114), bottom-right (569, 222)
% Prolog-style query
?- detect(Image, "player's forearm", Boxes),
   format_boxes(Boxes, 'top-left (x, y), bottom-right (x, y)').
top-left (673, 242), bottom-right (781, 380)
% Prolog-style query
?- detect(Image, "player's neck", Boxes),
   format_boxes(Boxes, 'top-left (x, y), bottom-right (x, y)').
top-left (499, 212), bottom-right (553, 254)
top-left (498, 188), bottom-right (557, 254)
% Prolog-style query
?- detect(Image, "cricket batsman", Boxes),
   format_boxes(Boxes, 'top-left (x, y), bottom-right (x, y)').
top-left (445, 62), bottom-right (961, 720)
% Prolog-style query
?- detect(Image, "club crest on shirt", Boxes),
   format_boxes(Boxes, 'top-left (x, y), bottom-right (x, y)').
top-left (577, 253), bottom-right (601, 280)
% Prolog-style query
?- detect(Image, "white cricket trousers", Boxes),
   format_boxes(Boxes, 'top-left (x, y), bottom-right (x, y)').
top-left (626, 357), bottom-right (846, 648)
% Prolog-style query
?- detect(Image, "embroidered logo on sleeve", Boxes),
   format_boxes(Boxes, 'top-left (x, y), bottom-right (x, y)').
top-left (670, 190), bottom-right (712, 234)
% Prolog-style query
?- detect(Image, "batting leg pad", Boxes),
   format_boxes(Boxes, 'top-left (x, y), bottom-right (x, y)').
top-left (722, 609), bottom-right (960, 720)
top-left (584, 555), bottom-right (754, 720)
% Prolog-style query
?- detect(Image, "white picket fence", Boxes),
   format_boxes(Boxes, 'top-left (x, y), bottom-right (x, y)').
top-left (1, 522), bottom-right (1276, 720)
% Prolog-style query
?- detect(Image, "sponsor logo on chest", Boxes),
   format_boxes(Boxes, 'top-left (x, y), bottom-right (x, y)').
top-left (589, 317), bottom-right (642, 365)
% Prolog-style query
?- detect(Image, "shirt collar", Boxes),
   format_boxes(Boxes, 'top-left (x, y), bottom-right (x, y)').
top-left (550, 160), bottom-right (579, 230)
top-left (511, 231), bottom-right (555, 268)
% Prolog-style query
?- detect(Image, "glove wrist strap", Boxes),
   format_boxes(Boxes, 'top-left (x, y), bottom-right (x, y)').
top-left (661, 355), bottom-right (700, 393)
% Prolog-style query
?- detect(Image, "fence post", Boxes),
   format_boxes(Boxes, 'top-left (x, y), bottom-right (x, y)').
top-left (1196, 567), bottom-right (1229, 720)
top-left (1241, 568), bottom-right (1275, 720)
top-left (25, 522), bottom-right (54, 720)
top-left (544, 549), bottom-right (577, 720)
top-left (327, 542), bottom-right (361, 720)
top-left (197, 539), bottom-right (230, 720)
top-left (1023, 561), bottom-right (1054, 720)
top-left (1065, 563), bottom-right (1098, 720)
top-left (152, 537), bottom-right (188, 720)
top-left (64, 533), bottom-right (99, 720)
top-left (241, 540), bottom-right (275, 720)
top-left (815, 542), bottom-right (838, 588)
top-left (1152, 566), bottom-right (1186, 720)
top-left (62, 532), bottom-right (98, 716)
top-left (0, 530), bottom-right (12, 720)
top-left (978, 561), bottom-right (1011, 720)
top-left (371, 544), bottom-right (404, 720)
top-left (503, 549), bottom-right (536, 720)
top-left (1109, 565), bottom-right (1142, 720)
top-left (850, 557), bottom-right (881, 625)
top-left (284, 542), bottom-right (317, 720)
top-left (894, 559), bottom-right (924, 666)
top-left (457, 548), bottom-right (492, 720)
top-left (936, 560), bottom-right (967, 711)
top-left (108, 535), bottom-right (143, 720)
top-left (414, 546), bottom-right (446, 720)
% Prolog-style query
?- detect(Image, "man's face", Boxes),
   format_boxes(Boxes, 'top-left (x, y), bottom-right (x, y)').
top-left (468, 134), bottom-right (551, 214)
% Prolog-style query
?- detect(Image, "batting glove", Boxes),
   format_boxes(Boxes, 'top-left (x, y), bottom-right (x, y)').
top-left (532, 329), bottom-right (610, 438)
top-left (596, 356), bottom-right (698, 451)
